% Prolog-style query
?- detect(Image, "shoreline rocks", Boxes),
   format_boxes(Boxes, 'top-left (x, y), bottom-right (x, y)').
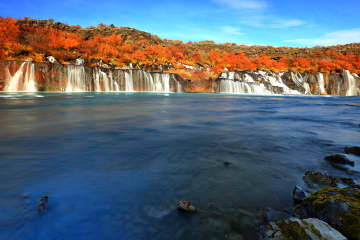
top-left (324, 154), bottom-right (355, 166)
top-left (294, 187), bottom-right (360, 240)
top-left (345, 146), bottom-right (360, 156)
top-left (260, 218), bottom-right (347, 240)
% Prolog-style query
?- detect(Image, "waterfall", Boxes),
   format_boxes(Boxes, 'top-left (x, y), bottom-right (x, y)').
top-left (92, 68), bottom-right (120, 92)
top-left (109, 72), bottom-right (120, 92)
top-left (125, 71), bottom-right (134, 92)
top-left (316, 73), bottom-right (327, 95)
top-left (66, 65), bottom-right (87, 92)
top-left (176, 79), bottom-right (183, 93)
top-left (217, 71), bottom-right (301, 95)
top-left (6, 62), bottom-right (37, 92)
top-left (99, 71), bottom-right (110, 92)
top-left (218, 79), bottom-right (271, 94)
top-left (291, 72), bottom-right (311, 94)
top-left (152, 73), bottom-right (170, 92)
top-left (343, 70), bottom-right (358, 96)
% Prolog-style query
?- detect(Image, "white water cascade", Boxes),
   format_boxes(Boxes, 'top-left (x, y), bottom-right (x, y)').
top-left (125, 71), bottom-right (134, 92)
top-left (6, 62), bottom-right (37, 92)
top-left (218, 79), bottom-right (271, 94)
top-left (152, 73), bottom-right (170, 92)
top-left (290, 72), bottom-right (311, 94)
top-left (218, 71), bottom-right (301, 95)
top-left (66, 65), bottom-right (87, 92)
top-left (93, 68), bottom-right (120, 92)
top-left (343, 70), bottom-right (358, 96)
top-left (316, 73), bottom-right (327, 95)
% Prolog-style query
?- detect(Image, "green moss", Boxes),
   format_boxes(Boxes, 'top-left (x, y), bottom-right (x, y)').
top-left (276, 220), bottom-right (312, 240)
top-left (304, 187), bottom-right (360, 239)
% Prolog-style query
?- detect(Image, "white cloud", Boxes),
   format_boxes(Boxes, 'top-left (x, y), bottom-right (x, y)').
top-left (212, 0), bottom-right (267, 9)
top-left (285, 29), bottom-right (360, 46)
top-left (220, 26), bottom-right (243, 35)
top-left (238, 15), bottom-right (305, 28)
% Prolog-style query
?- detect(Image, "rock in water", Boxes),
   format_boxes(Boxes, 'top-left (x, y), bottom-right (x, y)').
top-left (303, 171), bottom-right (360, 190)
top-left (345, 146), bottom-right (360, 156)
top-left (293, 185), bottom-right (307, 202)
top-left (178, 200), bottom-right (196, 212)
top-left (38, 195), bottom-right (48, 212)
top-left (295, 187), bottom-right (360, 239)
top-left (324, 154), bottom-right (355, 166)
top-left (260, 218), bottom-right (347, 240)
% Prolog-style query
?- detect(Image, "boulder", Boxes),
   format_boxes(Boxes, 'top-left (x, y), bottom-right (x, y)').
top-left (46, 56), bottom-right (56, 64)
top-left (302, 171), bottom-right (359, 190)
top-left (345, 146), bottom-right (360, 156)
top-left (38, 195), bottom-right (49, 212)
top-left (294, 187), bottom-right (360, 240)
top-left (293, 185), bottom-right (309, 202)
top-left (260, 218), bottom-right (347, 240)
top-left (178, 200), bottom-right (196, 213)
top-left (324, 154), bottom-right (355, 166)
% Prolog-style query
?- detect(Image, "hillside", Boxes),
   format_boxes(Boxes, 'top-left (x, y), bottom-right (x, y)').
top-left (1, 17), bottom-right (360, 81)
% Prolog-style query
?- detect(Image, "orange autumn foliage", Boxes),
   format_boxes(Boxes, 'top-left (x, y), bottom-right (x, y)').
top-left (1, 17), bottom-right (360, 80)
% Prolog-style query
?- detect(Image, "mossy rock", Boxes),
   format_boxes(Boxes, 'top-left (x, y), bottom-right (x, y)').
top-left (260, 218), bottom-right (346, 240)
top-left (295, 187), bottom-right (360, 240)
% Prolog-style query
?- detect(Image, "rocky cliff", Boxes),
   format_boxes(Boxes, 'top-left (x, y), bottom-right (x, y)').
top-left (0, 60), bottom-right (359, 96)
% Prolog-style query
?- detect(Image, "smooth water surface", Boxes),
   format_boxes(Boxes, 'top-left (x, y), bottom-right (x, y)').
top-left (0, 93), bottom-right (359, 240)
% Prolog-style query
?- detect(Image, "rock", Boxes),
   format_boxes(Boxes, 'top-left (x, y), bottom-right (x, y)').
top-left (38, 195), bottom-right (48, 212)
top-left (75, 58), bottom-right (84, 66)
top-left (262, 207), bottom-right (290, 223)
top-left (294, 187), bottom-right (360, 240)
top-left (224, 161), bottom-right (231, 167)
top-left (46, 56), bottom-right (56, 63)
top-left (345, 146), bottom-right (360, 156)
top-left (324, 154), bottom-right (355, 166)
top-left (303, 171), bottom-right (339, 188)
top-left (293, 185), bottom-right (308, 202)
top-left (178, 200), bottom-right (196, 213)
top-left (260, 217), bottom-right (347, 240)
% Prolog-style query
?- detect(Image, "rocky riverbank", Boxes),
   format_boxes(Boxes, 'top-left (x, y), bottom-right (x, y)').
top-left (260, 146), bottom-right (360, 240)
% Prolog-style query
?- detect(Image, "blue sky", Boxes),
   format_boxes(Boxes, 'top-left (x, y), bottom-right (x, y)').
top-left (1, 0), bottom-right (360, 47)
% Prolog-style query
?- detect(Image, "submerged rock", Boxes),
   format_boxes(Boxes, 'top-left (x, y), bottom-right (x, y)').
top-left (38, 195), bottom-right (48, 212)
top-left (260, 217), bottom-right (347, 240)
top-left (302, 171), bottom-right (359, 190)
top-left (324, 154), bottom-right (355, 166)
top-left (293, 185), bottom-right (309, 202)
top-left (294, 187), bottom-right (360, 240)
top-left (345, 146), bottom-right (360, 156)
top-left (178, 200), bottom-right (196, 213)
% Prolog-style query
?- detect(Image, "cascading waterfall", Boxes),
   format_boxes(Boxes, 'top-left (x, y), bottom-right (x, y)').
top-left (6, 62), bottom-right (37, 92)
top-left (92, 68), bottom-right (120, 92)
top-left (343, 70), bottom-right (358, 96)
top-left (23, 63), bottom-right (37, 92)
top-left (217, 71), bottom-right (301, 95)
top-left (291, 72), bottom-right (311, 94)
top-left (109, 72), bottom-right (120, 92)
top-left (316, 73), bottom-right (327, 95)
top-left (125, 71), bottom-right (134, 92)
top-left (99, 71), bottom-right (110, 92)
top-left (66, 65), bottom-right (87, 92)
top-left (152, 73), bottom-right (170, 92)
top-left (218, 79), bottom-right (271, 94)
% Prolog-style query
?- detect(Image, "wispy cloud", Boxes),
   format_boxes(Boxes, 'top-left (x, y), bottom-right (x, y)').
top-left (212, 0), bottom-right (267, 9)
top-left (220, 26), bottom-right (243, 35)
top-left (238, 14), bottom-right (305, 28)
top-left (285, 29), bottom-right (360, 46)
